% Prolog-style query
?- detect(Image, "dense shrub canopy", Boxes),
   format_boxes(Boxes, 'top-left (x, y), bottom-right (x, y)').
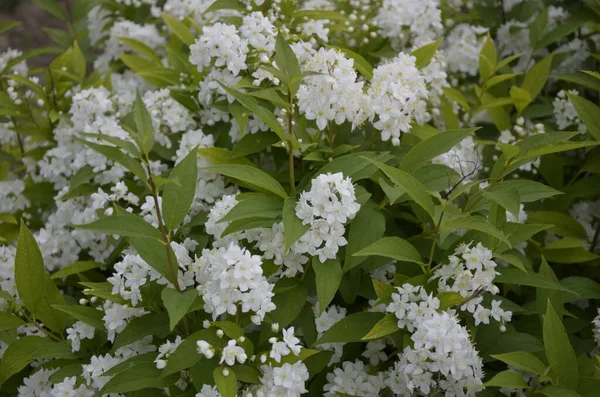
top-left (0, 0), bottom-right (600, 396)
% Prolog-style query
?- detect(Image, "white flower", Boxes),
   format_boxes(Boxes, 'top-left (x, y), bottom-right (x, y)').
top-left (197, 340), bottom-right (215, 359)
top-left (220, 339), bottom-right (247, 366)
top-left (66, 321), bottom-right (96, 352)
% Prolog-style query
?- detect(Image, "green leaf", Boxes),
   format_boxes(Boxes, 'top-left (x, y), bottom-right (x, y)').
top-left (283, 197), bottom-right (310, 252)
top-left (0, 312), bottom-right (26, 331)
top-left (510, 85), bottom-right (532, 113)
top-left (486, 73), bottom-right (521, 89)
top-left (411, 40), bottom-right (441, 69)
top-left (442, 87), bottom-right (471, 110)
top-left (0, 336), bottom-right (69, 387)
top-left (220, 194), bottom-right (283, 224)
top-left (162, 149), bottom-right (198, 230)
top-left (552, 72), bottom-right (600, 92)
top-left (205, 164), bottom-right (287, 199)
top-left (49, 261), bottom-right (103, 280)
top-left (315, 312), bottom-right (385, 345)
top-left (538, 20), bottom-right (586, 49)
top-left (112, 313), bottom-right (170, 352)
top-left (521, 54), bottom-right (554, 100)
top-left (205, 0), bottom-right (246, 13)
top-left (566, 92), bottom-right (600, 140)
top-left (0, 20), bottom-right (21, 34)
top-left (161, 288), bottom-right (199, 331)
top-left (102, 353), bottom-right (157, 377)
top-left (543, 247), bottom-right (599, 264)
top-left (437, 291), bottom-right (465, 310)
top-left (491, 352), bottom-right (547, 375)
top-left (361, 314), bottom-right (399, 340)
top-left (76, 138), bottom-right (147, 182)
top-left (232, 130), bottom-right (279, 158)
top-left (231, 365), bottom-right (261, 384)
top-left (482, 187), bottom-right (521, 219)
top-left (129, 235), bottom-right (177, 286)
top-left (102, 362), bottom-right (178, 393)
top-left (214, 366), bottom-right (238, 397)
top-left (536, 385), bottom-right (580, 397)
top-left (527, 211), bottom-right (588, 239)
top-left (15, 222), bottom-right (66, 334)
top-left (33, 0), bottom-right (68, 20)
top-left (219, 84), bottom-right (287, 142)
top-left (162, 329), bottom-right (218, 375)
top-left (119, 37), bottom-right (161, 64)
top-left (212, 321), bottom-right (244, 339)
top-left (543, 302), bottom-right (578, 389)
top-left (52, 305), bottom-right (104, 330)
top-left (76, 214), bottom-right (162, 240)
top-left (313, 258), bottom-right (342, 315)
top-left (489, 180), bottom-right (562, 203)
top-left (496, 268), bottom-right (575, 293)
top-left (479, 34), bottom-right (497, 82)
top-left (275, 32), bottom-right (302, 94)
top-left (269, 283), bottom-right (306, 327)
top-left (537, 255), bottom-right (564, 323)
top-left (133, 90), bottom-right (155, 154)
top-left (561, 277), bottom-right (600, 303)
top-left (399, 128), bottom-right (476, 173)
top-left (353, 237), bottom-right (423, 265)
top-left (344, 204), bottom-right (386, 272)
top-left (441, 216), bottom-right (511, 246)
top-left (162, 13), bottom-right (195, 45)
top-left (484, 370), bottom-right (529, 389)
top-left (364, 158), bottom-right (435, 220)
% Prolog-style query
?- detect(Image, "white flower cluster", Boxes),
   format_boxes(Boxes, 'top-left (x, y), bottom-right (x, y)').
top-left (386, 311), bottom-right (484, 396)
top-left (194, 243), bottom-right (275, 323)
top-left (553, 90), bottom-right (587, 134)
top-left (432, 243), bottom-right (512, 327)
top-left (255, 362), bottom-right (310, 397)
top-left (323, 360), bottom-right (384, 396)
top-left (143, 88), bottom-right (197, 147)
top-left (66, 321), bottom-right (96, 352)
top-left (95, 19), bottom-right (166, 71)
top-left (444, 24), bottom-right (489, 76)
top-left (297, 48), bottom-right (368, 130)
top-left (374, 0), bottom-right (442, 47)
top-left (368, 53), bottom-right (429, 146)
top-left (102, 301), bottom-right (148, 342)
top-left (0, 246), bottom-right (18, 308)
top-left (0, 180), bottom-right (30, 213)
top-left (295, 172), bottom-right (361, 262)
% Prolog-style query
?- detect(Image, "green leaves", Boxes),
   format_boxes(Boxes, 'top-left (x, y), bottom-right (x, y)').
top-left (479, 34), bottom-right (497, 82)
top-left (566, 92), bottom-right (600, 141)
top-left (353, 237), bottom-right (423, 265)
top-left (343, 204), bottom-right (385, 272)
top-left (411, 40), bottom-right (441, 69)
top-left (15, 222), bottom-right (67, 334)
top-left (133, 90), bottom-right (155, 154)
top-left (491, 352), bottom-right (547, 375)
top-left (162, 148), bottom-right (198, 230)
top-left (219, 84), bottom-right (287, 141)
top-left (365, 158), bottom-right (435, 220)
top-left (313, 258), bottom-right (342, 315)
top-left (485, 370), bottom-right (529, 389)
top-left (361, 314), bottom-right (399, 340)
top-left (205, 164), bottom-right (287, 199)
top-left (214, 367), bottom-right (238, 397)
top-left (283, 197), bottom-right (310, 251)
top-left (543, 302), bottom-right (578, 389)
top-left (161, 288), bottom-right (198, 331)
top-left (162, 13), bottom-right (195, 45)
top-left (101, 362), bottom-right (178, 394)
top-left (399, 128), bottom-right (476, 173)
top-left (315, 312), bottom-right (385, 345)
top-left (52, 304), bottom-right (104, 330)
top-left (521, 54), bottom-right (554, 101)
top-left (275, 32), bottom-right (302, 95)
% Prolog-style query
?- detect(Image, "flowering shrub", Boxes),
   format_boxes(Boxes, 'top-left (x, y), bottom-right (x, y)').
top-left (1, 0), bottom-right (600, 396)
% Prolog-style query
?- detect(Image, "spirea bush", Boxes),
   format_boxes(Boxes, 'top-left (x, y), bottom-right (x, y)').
top-left (1, 0), bottom-right (600, 396)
